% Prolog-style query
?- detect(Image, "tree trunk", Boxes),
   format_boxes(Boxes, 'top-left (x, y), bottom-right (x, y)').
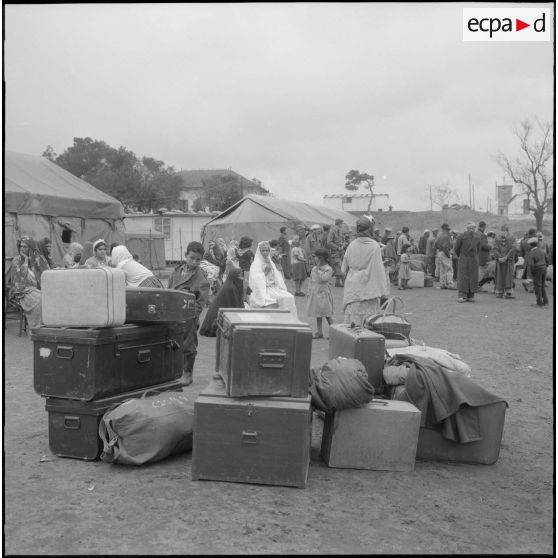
top-left (533, 208), bottom-right (544, 232)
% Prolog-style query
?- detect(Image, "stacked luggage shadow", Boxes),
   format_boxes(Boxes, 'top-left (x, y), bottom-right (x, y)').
top-left (32, 268), bottom-right (195, 460)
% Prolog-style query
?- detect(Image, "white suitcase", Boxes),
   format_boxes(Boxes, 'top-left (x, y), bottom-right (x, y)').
top-left (41, 268), bottom-right (126, 328)
top-left (321, 399), bottom-right (421, 471)
top-left (408, 270), bottom-right (425, 288)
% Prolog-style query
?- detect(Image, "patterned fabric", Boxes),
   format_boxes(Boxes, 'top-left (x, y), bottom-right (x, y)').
top-left (137, 275), bottom-right (164, 288)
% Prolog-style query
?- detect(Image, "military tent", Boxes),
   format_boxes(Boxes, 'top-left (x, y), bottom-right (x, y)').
top-left (201, 194), bottom-right (357, 247)
top-left (4, 151), bottom-right (126, 264)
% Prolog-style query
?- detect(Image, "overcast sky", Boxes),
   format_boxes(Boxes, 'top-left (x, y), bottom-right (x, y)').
top-left (4, 3), bottom-right (554, 211)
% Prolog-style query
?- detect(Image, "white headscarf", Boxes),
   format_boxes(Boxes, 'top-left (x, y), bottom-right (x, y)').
top-left (110, 245), bottom-right (152, 287)
top-left (248, 241), bottom-right (288, 306)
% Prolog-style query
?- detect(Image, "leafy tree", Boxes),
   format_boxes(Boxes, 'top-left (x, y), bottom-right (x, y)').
top-left (42, 145), bottom-right (57, 161)
top-left (345, 170), bottom-right (375, 214)
top-left (494, 118), bottom-right (554, 231)
top-left (199, 174), bottom-right (243, 212)
top-left (46, 138), bottom-right (182, 212)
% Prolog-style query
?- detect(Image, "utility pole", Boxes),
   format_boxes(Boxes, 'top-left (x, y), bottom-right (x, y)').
top-left (468, 174), bottom-right (472, 207)
top-left (472, 184), bottom-right (475, 211)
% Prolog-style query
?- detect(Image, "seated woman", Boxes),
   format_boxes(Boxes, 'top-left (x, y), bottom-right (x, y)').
top-left (200, 267), bottom-right (245, 337)
top-left (110, 245), bottom-right (164, 288)
top-left (83, 239), bottom-right (112, 268)
top-left (248, 241), bottom-right (298, 317)
top-left (34, 237), bottom-right (56, 287)
top-left (9, 237), bottom-right (42, 336)
top-left (62, 242), bottom-right (83, 268)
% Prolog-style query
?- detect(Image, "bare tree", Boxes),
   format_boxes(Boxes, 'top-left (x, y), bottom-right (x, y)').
top-left (431, 182), bottom-right (461, 209)
top-left (345, 170), bottom-right (375, 214)
top-left (494, 118), bottom-right (554, 231)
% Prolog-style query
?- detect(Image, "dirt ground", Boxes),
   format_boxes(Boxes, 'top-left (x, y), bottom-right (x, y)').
top-left (3, 278), bottom-right (554, 555)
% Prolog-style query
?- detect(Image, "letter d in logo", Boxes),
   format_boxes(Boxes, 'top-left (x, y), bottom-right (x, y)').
top-left (534, 13), bottom-right (546, 32)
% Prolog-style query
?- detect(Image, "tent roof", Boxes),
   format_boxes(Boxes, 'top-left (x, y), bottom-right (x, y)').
top-left (4, 151), bottom-right (124, 219)
top-left (205, 194), bottom-right (357, 228)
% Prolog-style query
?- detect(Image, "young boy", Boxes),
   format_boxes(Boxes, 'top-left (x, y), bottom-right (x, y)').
top-left (167, 241), bottom-right (210, 385)
top-left (526, 236), bottom-right (549, 307)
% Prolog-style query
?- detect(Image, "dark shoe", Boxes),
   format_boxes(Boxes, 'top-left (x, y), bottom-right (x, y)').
top-left (312, 333), bottom-right (324, 339)
top-left (466, 298), bottom-right (475, 302)
top-left (398, 287), bottom-right (405, 290)
top-left (504, 293), bottom-right (515, 299)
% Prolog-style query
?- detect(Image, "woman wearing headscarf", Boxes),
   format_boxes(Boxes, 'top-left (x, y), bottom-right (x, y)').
top-left (62, 242), bottom-right (83, 269)
top-left (341, 216), bottom-right (389, 327)
top-left (110, 245), bottom-right (164, 288)
top-left (200, 267), bottom-right (245, 337)
top-left (9, 237), bottom-right (42, 335)
top-left (248, 241), bottom-right (298, 317)
top-left (83, 239), bottom-right (112, 268)
top-left (33, 237), bottom-right (55, 287)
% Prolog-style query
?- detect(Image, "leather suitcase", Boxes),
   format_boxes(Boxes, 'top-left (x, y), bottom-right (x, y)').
top-left (328, 323), bottom-right (386, 394)
top-left (388, 387), bottom-right (507, 464)
top-left (41, 268), bottom-right (126, 328)
top-left (32, 323), bottom-right (185, 401)
top-left (125, 287), bottom-right (196, 324)
top-left (216, 309), bottom-right (312, 398)
top-left (45, 379), bottom-right (185, 460)
top-left (192, 377), bottom-right (312, 488)
top-left (321, 399), bottom-right (421, 471)
top-left (408, 270), bottom-right (425, 288)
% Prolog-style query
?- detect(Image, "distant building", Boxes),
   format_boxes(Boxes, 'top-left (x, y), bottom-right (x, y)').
top-left (323, 193), bottom-right (390, 215)
top-left (176, 169), bottom-right (268, 211)
top-left (495, 183), bottom-right (552, 220)
top-left (124, 210), bottom-right (219, 262)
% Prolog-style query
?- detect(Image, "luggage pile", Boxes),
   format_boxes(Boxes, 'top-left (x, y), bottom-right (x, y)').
top-left (192, 308), bottom-right (314, 488)
top-left (324, 315), bottom-right (508, 469)
top-left (32, 268), bottom-right (196, 460)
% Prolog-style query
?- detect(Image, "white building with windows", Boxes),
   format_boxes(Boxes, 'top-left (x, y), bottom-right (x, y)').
top-left (323, 193), bottom-right (390, 214)
top-left (123, 210), bottom-right (218, 262)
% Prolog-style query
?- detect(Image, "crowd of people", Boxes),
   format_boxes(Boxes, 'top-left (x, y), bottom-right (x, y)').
top-left (6, 219), bottom-right (553, 387)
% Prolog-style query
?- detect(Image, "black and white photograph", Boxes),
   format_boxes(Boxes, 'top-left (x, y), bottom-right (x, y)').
top-left (3, 2), bottom-right (554, 555)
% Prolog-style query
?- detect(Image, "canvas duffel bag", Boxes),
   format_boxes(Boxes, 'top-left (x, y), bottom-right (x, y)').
top-left (99, 387), bottom-right (195, 465)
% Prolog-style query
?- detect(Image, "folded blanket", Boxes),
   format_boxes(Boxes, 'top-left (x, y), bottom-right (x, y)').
top-left (388, 353), bottom-right (507, 443)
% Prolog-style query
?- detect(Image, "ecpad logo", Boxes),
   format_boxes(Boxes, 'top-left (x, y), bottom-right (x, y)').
top-left (463, 8), bottom-right (551, 41)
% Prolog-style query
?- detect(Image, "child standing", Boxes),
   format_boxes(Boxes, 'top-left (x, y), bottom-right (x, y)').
top-left (526, 236), bottom-right (549, 307)
top-left (398, 244), bottom-right (412, 290)
top-left (290, 235), bottom-right (308, 296)
top-left (307, 248), bottom-right (334, 339)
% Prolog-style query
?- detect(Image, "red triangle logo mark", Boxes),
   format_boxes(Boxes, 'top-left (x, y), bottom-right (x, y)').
top-left (516, 19), bottom-right (530, 31)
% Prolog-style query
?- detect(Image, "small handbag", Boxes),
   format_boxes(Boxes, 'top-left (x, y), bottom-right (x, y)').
top-left (363, 296), bottom-right (411, 341)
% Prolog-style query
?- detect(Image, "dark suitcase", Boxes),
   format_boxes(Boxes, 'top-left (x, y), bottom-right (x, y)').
top-left (328, 323), bottom-right (386, 394)
top-left (45, 379), bottom-right (185, 460)
top-left (125, 287), bottom-right (196, 324)
top-left (390, 387), bottom-right (507, 465)
top-left (216, 308), bottom-right (312, 398)
top-left (32, 323), bottom-right (185, 401)
top-left (192, 377), bottom-right (312, 488)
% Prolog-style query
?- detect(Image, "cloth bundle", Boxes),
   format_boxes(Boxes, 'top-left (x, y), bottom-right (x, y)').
top-left (310, 357), bottom-right (375, 414)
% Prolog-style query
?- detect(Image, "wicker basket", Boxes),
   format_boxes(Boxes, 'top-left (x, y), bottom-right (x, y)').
top-left (363, 296), bottom-right (411, 340)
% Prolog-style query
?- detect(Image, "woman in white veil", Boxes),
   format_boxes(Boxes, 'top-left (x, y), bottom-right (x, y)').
top-left (248, 241), bottom-right (298, 317)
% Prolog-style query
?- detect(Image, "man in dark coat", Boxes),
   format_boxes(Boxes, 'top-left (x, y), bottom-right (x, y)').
top-left (454, 222), bottom-right (480, 302)
top-left (477, 221), bottom-right (490, 292)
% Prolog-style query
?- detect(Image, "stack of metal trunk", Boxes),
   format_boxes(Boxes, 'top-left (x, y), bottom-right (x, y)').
top-left (191, 308), bottom-right (314, 488)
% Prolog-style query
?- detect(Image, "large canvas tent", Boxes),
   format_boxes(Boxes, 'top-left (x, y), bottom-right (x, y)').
top-left (201, 194), bottom-right (357, 246)
top-left (4, 151), bottom-right (126, 264)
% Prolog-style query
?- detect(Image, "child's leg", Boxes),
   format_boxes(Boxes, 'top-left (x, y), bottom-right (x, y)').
top-left (316, 317), bottom-right (323, 336)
